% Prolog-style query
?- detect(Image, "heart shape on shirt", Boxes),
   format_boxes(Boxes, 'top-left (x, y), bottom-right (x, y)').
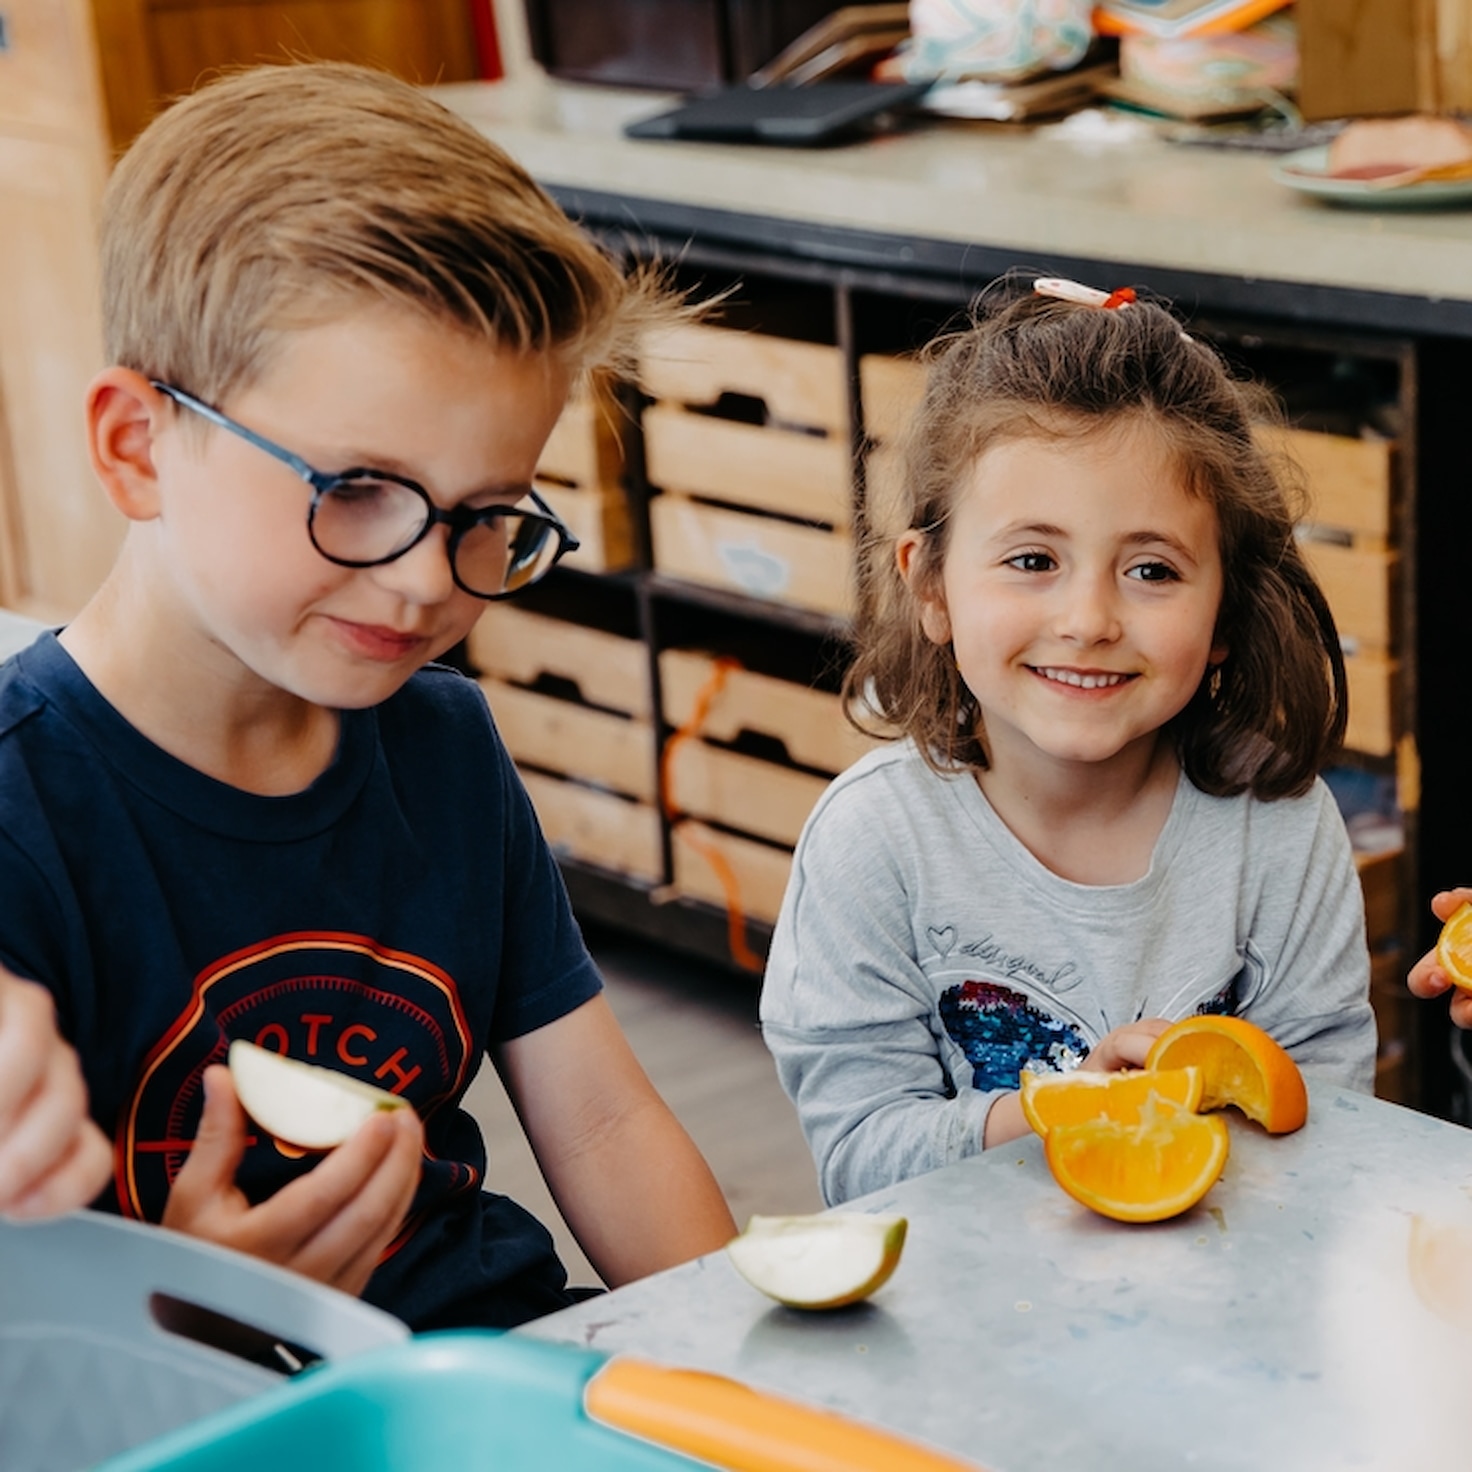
top-left (927, 925), bottom-right (957, 958)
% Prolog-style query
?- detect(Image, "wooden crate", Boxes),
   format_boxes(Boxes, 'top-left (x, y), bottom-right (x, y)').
top-left (643, 404), bottom-right (851, 526)
top-left (479, 678), bottom-right (655, 803)
top-left (642, 323), bottom-right (855, 612)
top-left (650, 496), bottom-right (853, 616)
top-left (520, 770), bottom-right (663, 884)
top-left (660, 648), bottom-right (883, 775)
top-left (1343, 650), bottom-right (1398, 758)
top-left (643, 323), bottom-right (849, 435)
top-left (859, 352), bottom-right (925, 443)
top-left (1259, 425), bottom-right (1396, 541)
top-left (1356, 847), bottom-right (1402, 951)
top-left (533, 388), bottom-right (634, 573)
top-left (467, 605), bottom-right (650, 719)
top-left (663, 738), bottom-right (829, 849)
top-left (671, 819), bottom-right (794, 928)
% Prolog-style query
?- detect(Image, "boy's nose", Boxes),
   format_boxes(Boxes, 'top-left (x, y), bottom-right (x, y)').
top-left (369, 523), bottom-right (458, 605)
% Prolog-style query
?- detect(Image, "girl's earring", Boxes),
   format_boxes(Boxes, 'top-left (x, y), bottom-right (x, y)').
top-left (1207, 664), bottom-right (1224, 701)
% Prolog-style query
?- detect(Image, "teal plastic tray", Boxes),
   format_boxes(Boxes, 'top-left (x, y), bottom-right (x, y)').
top-left (97, 1332), bottom-right (705, 1472)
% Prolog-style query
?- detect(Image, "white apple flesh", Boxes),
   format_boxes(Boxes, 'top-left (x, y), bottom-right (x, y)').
top-left (227, 1039), bottom-right (410, 1150)
top-left (725, 1212), bottom-right (908, 1310)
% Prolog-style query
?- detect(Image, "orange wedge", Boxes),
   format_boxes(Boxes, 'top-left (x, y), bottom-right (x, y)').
top-left (1145, 1015), bottom-right (1307, 1134)
top-left (1436, 902), bottom-right (1472, 992)
top-left (1019, 1066), bottom-right (1203, 1138)
top-left (1044, 1095), bottom-right (1229, 1223)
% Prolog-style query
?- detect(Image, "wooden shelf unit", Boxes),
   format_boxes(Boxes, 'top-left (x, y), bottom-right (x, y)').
top-left (466, 227), bottom-right (1435, 1113)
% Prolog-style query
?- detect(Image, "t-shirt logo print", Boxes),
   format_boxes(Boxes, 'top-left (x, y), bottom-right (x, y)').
top-left (119, 932), bottom-right (473, 1220)
top-left (940, 979), bottom-right (1088, 1092)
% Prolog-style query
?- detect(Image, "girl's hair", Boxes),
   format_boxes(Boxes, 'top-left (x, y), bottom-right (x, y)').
top-left (846, 281), bottom-right (1347, 801)
top-left (100, 61), bottom-right (668, 404)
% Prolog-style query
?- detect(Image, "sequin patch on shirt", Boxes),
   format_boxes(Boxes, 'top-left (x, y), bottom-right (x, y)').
top-left (939, 979), bottom-right (1089, 1092)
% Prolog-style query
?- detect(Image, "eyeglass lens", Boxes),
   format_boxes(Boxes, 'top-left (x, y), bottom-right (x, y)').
top-left (310, 478), bottom-right (562, 597)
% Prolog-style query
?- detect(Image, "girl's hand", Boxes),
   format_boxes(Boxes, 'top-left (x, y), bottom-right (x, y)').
top-left (1408, 888), bottom-right (1472, 1030)
top-left (0, 965), bottom-right (113, 1219)
top-left (1079, 1018), bottom-right (1172, 1074)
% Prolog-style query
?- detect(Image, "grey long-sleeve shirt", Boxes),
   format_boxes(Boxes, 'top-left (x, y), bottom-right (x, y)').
top-left (760, 742), bottom-right (1378, 1206)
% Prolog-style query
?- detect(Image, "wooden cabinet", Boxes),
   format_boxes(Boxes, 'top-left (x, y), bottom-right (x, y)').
top-left (461, 232), bottom-right (1429, 1114)
top-left (0, 0), bottom-right (117, 618)
top-left (89, 0), bottom-right (481, 153)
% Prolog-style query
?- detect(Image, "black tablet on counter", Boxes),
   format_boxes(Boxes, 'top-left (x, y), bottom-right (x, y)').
top-left (623, 79), bottom-right (933, 146)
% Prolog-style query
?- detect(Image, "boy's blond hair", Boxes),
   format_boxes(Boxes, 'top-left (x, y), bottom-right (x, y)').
top-left (101, 62), bottom-right (648, 402)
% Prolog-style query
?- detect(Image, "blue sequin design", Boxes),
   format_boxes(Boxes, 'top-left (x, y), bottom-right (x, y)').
top-left (939, 980), bottom-right (1089, 1092)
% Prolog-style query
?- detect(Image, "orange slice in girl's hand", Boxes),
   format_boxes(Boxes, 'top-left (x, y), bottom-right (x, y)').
top-left (1019, 1065), bottom-right (1203, 1138)
top-left (1145, 1015), bottom-right (1307, 1134)
top-left (1044, 1095), bottom-right (1229, 1223)
top-left (1436, 902), bottom-right (1472, 992)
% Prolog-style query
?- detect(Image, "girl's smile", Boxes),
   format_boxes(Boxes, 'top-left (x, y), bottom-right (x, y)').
top-left (903, 417), bottom-right (1228, 791)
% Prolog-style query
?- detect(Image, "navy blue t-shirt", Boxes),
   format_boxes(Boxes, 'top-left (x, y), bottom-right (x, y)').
top-left (0, 633), bottom-right (603, 1330)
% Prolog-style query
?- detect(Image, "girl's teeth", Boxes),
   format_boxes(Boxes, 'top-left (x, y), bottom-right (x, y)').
top-left (1039, 667), bottom-right (1126, 690)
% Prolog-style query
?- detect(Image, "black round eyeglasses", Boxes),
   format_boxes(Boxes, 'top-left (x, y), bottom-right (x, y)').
top-left (152, 382), bottom-right (580, 599)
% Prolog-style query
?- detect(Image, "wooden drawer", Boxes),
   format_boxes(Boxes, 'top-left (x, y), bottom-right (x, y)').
top-left (520, 770), bottom-right (663, 884)
top-left (538, 389), bottom-right (622, 491)
top-left (1344, 651), bottom-right (1398, 758)
top-left (479, 678), bottom-right (655, 802)
top-left (642, 323), bottom-right (848, 436)
top-left (1356, 847), bottom-right (1402, 951)
top-left (467, 606), bottom-right (650, 719)
top-left (1257, 425), bottom-right (1395, 542)
top-left (671, 819), bottom-right (793, 928)
top-left (534, 388), bottom-right (633, 573)
top-left (660, 648), bottom-right (882, 775)
top-left (643, 403), bottom-right (852, 526)
top-left (859, 353), bottom-right (925, 443)
top-left (650, 496), bottom-right (854, 616)
top-left (663, 738), bottom-right (829, 848)
top-left (1300, 540), bottom-right (1397, 654)
top-left (534, 479), bottom-right (635, 574)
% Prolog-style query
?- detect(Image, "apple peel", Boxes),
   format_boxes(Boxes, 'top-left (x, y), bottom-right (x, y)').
top-left (227, 1038), bottom-right (410, 1150)
top-left (725, 1211), bottom-right (908, 1310)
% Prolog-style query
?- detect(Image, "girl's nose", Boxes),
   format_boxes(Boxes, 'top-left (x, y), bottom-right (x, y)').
top-left (1054, 572), bottom-right (1122, 645)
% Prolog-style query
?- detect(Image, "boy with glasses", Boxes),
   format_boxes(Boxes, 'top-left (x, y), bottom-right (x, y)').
top-left (0, 62), bottom-right (736, 1328)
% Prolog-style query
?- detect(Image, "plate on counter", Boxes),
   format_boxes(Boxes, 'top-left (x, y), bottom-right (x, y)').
top-left (1273, 145), bottom-right (1472, 208)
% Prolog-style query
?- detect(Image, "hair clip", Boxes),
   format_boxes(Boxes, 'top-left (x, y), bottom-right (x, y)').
top-left (1033, 275), bottom-right (1194, 342)
top-left (1034, 277), bottom-right (1136, 310)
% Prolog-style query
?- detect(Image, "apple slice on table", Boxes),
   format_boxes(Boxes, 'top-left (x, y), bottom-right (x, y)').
top-left (227, 1039), bottom-right (411, 1150)
top-left (725, 1211), bottom-right (908, 1310)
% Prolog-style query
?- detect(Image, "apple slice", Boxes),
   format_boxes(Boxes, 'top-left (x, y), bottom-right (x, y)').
top-left (725, 1212), bottom-right (908, 1310)
top-left (227, 1039), bottom-right (410, 1150)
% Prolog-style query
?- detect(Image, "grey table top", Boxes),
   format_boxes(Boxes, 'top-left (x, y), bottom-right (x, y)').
top-left (520, 1082), bottom-right (1472, 1471)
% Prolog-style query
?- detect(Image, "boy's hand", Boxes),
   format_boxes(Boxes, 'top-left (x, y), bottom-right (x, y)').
top-left (1079, 1017), bottom-right (1172, 1074)
top-left (0, 966), bottom-right (112, 1219)
top-left (162, 1064), bottom-right (424, 1297)
top-left (1408, 888), bottom-right (1472, 1030)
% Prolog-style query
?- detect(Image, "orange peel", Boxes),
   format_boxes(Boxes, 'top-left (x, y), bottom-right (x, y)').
top-left (1145, 1014), bottom-right (1307, 1134)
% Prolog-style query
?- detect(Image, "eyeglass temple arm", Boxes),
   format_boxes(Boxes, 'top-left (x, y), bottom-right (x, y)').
top-left (150, 382), bottom-right (328, 491)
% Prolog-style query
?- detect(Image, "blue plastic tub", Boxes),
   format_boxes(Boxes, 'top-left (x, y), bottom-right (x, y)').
top-left (96, 1332), bottom-right (706, 1472)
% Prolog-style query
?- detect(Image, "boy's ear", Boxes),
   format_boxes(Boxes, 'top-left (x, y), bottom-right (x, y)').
top-left (86, 368), bottom-right (169, 522)
top-left (896, 530), bottom-right (952, 645)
